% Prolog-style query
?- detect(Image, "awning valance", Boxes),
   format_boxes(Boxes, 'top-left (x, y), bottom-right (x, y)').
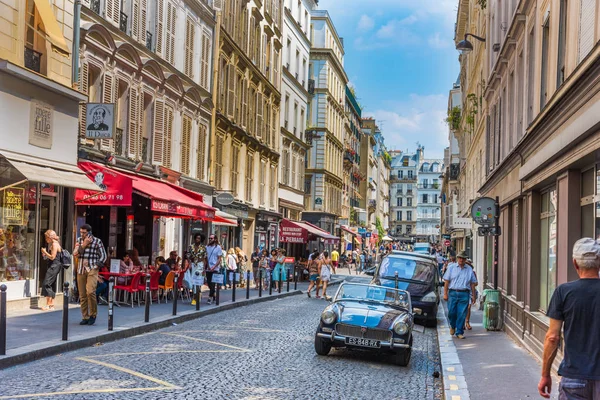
top-left (211, 210), bottom-right (237, 226)
top-left (341, 225), bottom-right (358, 236)
top-left (280, 219), bottom-right (340, 244)
top-left (75, 161), bottom-right (132, 205)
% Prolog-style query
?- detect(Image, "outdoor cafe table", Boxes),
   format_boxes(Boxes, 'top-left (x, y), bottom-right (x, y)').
top-left (99, 272), bottom-right (137, 305)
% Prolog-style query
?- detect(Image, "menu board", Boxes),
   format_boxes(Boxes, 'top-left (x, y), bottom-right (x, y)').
top-left (3, 187), bottom-right (25, 225)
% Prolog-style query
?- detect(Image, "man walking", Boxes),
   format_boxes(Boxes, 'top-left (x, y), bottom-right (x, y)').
top-left (538, 238), bottom-right (600, 399)
top-left (73, 224), bottom-right (106, 326)
top-left (331, 248), bottom-right (339, 270)
top-left (443, 251), bottom-right (477, 339)
top-left (205, 234), bottom-right (223, 305)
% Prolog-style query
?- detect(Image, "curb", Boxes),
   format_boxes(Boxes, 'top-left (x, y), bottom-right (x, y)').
top-left (437, 304), bottom-right (470, 400)
top-left (0, 290), bottom-right (303, 370)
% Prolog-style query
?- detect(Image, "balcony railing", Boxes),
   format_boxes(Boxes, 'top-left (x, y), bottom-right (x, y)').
top-left (141, 137), bottom-right (148, 162)
top-left (449, 163), bottom-right (460, 180)
top-left (24, 47), bottom-right (42, 73)
top-left (90, 0), bottom-right (100, 14)
top-left (146, 32), bottom-right (153, 51)
top-left (115, 128), bottom-right (123, 156)
top-left (119, 12), bottom-right (128, 33)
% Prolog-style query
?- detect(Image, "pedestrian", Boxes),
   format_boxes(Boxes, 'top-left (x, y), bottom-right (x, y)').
top-left (73, 223), bottom-right (107, 326)
top-left (320, 251), bottom-right (335, 300)
top-left (331, 248), bottom-right (339, 270)
top-left (443, 251), bottom-right (477, 339)
top-left (259, 249), bottom-right (270, 290)
top-left (269, 249), bottom-right (278, 289)
top-left (40, 230), bottom-right (62, 311)
top-left (235, 247), bottom-right (247, 286)
top-left (186, 233), bottom-right (206, 306)
top-left (359, 251), bottom-right (365, 272)
top-left (251, 247), bottom-right (261, 289)
top-left (538, 238), bottom-right (600, 399)
top-left (436, 250), bottom-right (445, 277)
top-left (306, 250), bottom-right (321, 298)
top-left (464, 258), bottom-right (478, 331)
top-left (226, 248), bottom-right (238, 288)
top-left (273, 249), bottom-right (287, 291)
top-left (205, 234), bottom-right (224, 305)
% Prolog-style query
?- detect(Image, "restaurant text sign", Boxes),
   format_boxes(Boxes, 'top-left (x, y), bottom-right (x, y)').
top-left (151, 199), bottom-right (197, 217)
top-left (3, 187), bottom-right (25, 225)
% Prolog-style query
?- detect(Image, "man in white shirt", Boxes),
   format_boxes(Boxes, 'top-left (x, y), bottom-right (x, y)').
top-left (205, 234), bottom-right (223, 305)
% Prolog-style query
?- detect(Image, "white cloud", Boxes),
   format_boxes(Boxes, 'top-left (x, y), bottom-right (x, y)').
top-left (428, 32), bottom-right (453, 49)
top-left (357, 15), bottom-right (375, 32)
top-left (364, 94), bottom-right (448, 159)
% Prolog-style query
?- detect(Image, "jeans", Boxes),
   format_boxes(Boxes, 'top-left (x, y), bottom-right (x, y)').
top-left (447, 290), bottom-right (470, 336)
top-left (559, 377), bottom-right (600, 399)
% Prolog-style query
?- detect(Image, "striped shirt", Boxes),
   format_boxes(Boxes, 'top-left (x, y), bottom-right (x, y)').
top-left (75, 234), bottom-right (107, 274)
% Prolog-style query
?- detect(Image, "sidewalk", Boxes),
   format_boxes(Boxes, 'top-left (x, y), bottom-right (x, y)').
top-left (0, 276), bottom-right (343, 369)
top-left (438, 301), bottom-right (559, 400)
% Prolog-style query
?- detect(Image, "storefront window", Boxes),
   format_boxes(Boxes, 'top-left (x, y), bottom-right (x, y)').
top-left (539, 189), bottom-right (557, 312)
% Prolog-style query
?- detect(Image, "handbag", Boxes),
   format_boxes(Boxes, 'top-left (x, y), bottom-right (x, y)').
top-left (59, 248), bottom-right (72, 269)
top-left (183, 269), bottom-right (193, 289)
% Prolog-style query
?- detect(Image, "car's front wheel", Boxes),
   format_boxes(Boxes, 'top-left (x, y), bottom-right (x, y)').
top-left (395, 348), bottom-right (411, 366)
top-left (314, 331), bottom-right (332, 356)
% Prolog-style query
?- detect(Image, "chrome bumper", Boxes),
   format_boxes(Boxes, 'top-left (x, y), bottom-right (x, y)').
top-left (316, 332), bottom-right (410, 349)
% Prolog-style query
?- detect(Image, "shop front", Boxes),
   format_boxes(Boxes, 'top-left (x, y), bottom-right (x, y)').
top-left (279, 219), bottom-right (340, 259)
top-left (216, 201), bottom-right (249, 249)
top-left (255, 211), bottom-right (282, 252)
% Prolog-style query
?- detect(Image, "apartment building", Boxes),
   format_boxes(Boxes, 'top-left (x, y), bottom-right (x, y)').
top-left (416, 156), bottom-right (443, 241)
top-left (342, 86), bottom-right (364, 229)
top-left (390, 149), bottom-right (420, 240)
top-left (374, 130), bottom-right (391, 233)
top-left (303, 10), bottom-right (347, 235)
top-left (278, 0), bottom-right (316, 222)
top-left (456, 0), bottom-right (600, 361)
top-left (359, 118), bottom-right (377, 230)
top-left (213, 0), bottom-right (283, 251)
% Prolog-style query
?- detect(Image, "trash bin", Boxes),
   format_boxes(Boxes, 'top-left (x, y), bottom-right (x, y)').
top-left (482, 289), bottom-right (503, 331)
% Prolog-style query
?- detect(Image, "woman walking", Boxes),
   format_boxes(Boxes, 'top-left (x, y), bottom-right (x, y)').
top-left (226, 248), bottom-right (238, 288)
top-left (40, 230), bottom-right (62, 311)
top-left (320, 251), bottom-right (336, 301)
top-left (306, 250), bottom-right (321, 298)
top-left (259, 250), bottom-right (270, 290)
top-left (272, 249), bottom-right (288, 291)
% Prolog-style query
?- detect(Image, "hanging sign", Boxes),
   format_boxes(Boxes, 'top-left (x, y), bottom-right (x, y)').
top-left (85, 103), bottom-right (115, 139)
top-left (2, 187), bottom-right (25, 225)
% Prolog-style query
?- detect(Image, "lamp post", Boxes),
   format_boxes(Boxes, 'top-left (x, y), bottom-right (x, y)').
top-left (455, 33), bottom-right (486, 54)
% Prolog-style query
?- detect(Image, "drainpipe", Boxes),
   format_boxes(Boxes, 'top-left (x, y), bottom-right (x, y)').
top-left (72, 0), bottom-right (81, 88)
top-left (209, 8), bottom-right (222, 188)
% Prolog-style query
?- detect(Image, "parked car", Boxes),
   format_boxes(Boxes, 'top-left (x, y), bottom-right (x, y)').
top-left (367, 252), bottom-right (439, 327)
top-left (413, 242), bottom-right (431, 255)
top-left (314, 282), bottom-right (414, 366)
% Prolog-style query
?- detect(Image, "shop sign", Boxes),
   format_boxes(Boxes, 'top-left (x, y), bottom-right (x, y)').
top-left (29, 101), bottom-right (53, 149)
top-left (151, 199), bottom-right (198, 217)
top-left (279, 219), bottom-right (308, 243)
top-left (255, 225), bottom-right (267, 232)
top-left (75, 162), bottom-right (132, 206)
top-left (85, 103), bottom-right (115, 139)
top-left (215, 192), bottom-right (235, 206)
top-left (3, 187), bottom-right (25, 225)
top-left (222, 203), bottom-right (249, 219)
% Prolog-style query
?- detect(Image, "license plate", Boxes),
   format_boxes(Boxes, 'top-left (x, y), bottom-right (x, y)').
top-left (345, 337), bottom-right (381, 348)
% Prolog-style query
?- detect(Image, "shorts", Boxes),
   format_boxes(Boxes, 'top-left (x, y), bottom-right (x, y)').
top-left (309, 274), bottom-right (319, 282)
top-left (332, 261), bottom-right (338, 267)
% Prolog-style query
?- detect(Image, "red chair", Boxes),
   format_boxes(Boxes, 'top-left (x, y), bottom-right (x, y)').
top-left (137, 271), bottom-right (162, 304)
top-left (114, 272), bottom-right (143, 307)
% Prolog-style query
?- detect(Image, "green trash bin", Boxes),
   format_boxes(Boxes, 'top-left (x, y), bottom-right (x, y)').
top-left (483, 289), bottom-right (502, 331)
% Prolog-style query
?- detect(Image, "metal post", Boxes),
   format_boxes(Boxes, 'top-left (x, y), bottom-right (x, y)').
top-left (269, 270), bottom-right (273, 296)
top-left (394, 272), bottom-right (399, 290)
top-left (286, 268), bottom-right (290, 292)
top-left (108, 277), bottom-right (114, 331)
top-left (259, 269), bottom-right (263, 298)
top-left (246, 271), bottom-right (250, 300)
top-left (232, 271), bottom-right (236, 302)
top-left (172, 273), bottom-right (178, 316)
top-left (0, 285), bottom-right (6, 355)
top-left (144, 272), bottom-right (150, 323)
top-left (278, 271), bottom-right (282, 294)
top-left (216, 279), bottom-right (220, 305)
top-left (294, 270), bottom-right (297, 290)
top-left (62, 282), bottom-right (69, 341)
top-left (494, 196), bottom-right (500, 290)
top-left (195, 285), bottom-right (200, 311)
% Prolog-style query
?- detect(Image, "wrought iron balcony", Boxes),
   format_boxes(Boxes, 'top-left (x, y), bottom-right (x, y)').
top-left (119, 12), bottom-right (128, 33)
top-left (115, 128), bottom-right (123, 156)
top-left (24, 47), bottom-right (42, 73)
top-left (90, 0), bottom-right (100, 14)
top-left (146, 32), bottom-right (153, 51)
top-left (449, 163), bottom-right (460, 180)
top-left (141, 137), bottom-right (148, 162)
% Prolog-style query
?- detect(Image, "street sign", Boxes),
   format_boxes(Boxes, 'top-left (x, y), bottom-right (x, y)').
top-left (471, 197), bottom-right (497, 226)
top-left (444, 240), bottom-right (451, 247)
top-left (477, 226), bottom-right (502, 236)
top-left (442, 234), bottom-right (451, 240)
top-left (366, 232), bottom-right (372, 238)
top-left (358, 228), bottom-right (367, 234)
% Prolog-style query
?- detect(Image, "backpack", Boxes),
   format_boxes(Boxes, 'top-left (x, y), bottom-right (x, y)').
top-left (59, 249), bottom-right (72, 269)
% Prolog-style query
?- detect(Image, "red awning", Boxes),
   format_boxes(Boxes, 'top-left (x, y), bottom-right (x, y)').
top-left (279, 219), bottom-right (309, 243)
top-left (301, 222), bottom-right (340, 244)
top-left (341, 225), bottom-right (358, 236)
top-left (75, 161), bottom-right (133, 206)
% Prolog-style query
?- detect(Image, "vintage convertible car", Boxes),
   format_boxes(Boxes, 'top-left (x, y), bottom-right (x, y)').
top-left (314, 282), bottom-right (414, 366)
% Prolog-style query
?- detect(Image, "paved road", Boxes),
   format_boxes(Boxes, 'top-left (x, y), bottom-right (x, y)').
top-left (1, 294), bottom-right (443, 400)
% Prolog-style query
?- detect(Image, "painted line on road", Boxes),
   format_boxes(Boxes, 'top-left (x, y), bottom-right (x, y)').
top-left (437, 304), bottom-right (470, 400)
top-left (175, 326), bottom-right (286, 333)
top-left (161, 332), bottom-right (252, 352)
top-left (85, 350), bottom-right (244, 358)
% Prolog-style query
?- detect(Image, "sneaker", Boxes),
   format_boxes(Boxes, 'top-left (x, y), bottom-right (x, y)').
top-left (191, 299), bottom-right (197, 306)
top-left (98, 295), bottom-right (108, 305)
top-left (456, 334), bottom-right (465, 339)
top-left (450, 327), bottom-right (455, 335)
top-left (307, 291), bottom-right (311, 298)
top-left (79, 319), bottom-right (89, 325)
top-left (207, 298), bottom-right (213, 305)
top-left (88, 316), bottom-right (96, 326)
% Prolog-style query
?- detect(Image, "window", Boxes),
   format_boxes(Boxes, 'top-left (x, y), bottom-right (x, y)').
top-left (408, 170), bottom-right (413, 179)
top-left (422, 179), bottom-right (428, 189)
top-left (259, 159), bottom-right (266, 206)
top-left (246, 152), bottom-right (254, 202)
top-left (184, 17), bottom-right (195, 77)
top-left (399, 170), bottom-right (403, 179)
top-left (282, 149), bottom-right (290, 185)
top-left (196, 124), bottom-right (207, 180)
top-left (215, 135), bottom-right (224, 189)
top-left (200, 32), bottom-right (211, 90)
top-left (527, 27), bottom-right (536, 124)
top-left (398, 211), bottom-right (403, 221)
top-left (165, 1), bottom-right (176, 65)
top-left (406, 225), bottom-right (412, 234)
top-left (578, 0), bottom-right (597, 62)
top-left (433, 179), bottom-right (439, 188)
top-left (557, 0), bottom-right (567, 86)
top-left (293, 102), bottom-right (298, 133)
top-left (422, 194), bottom-right (428, 204)
top-left (180, 115), bottom-right (192, 175)
top-left (396, 197), bottom-right (401, 207)
top-left (434, 194), bottom-right (438, 204)
top-left (539, 189), bottom-right (557, 312)
top-left (407, 198), bottom-right (412, 207)
top-left (270, 164), bottom-right (276, 208)
top-left (540, 17), bottom-right (550, 109)
top-left (407, 211), bottom-right (412, 221)
top-left (231, 145), bottom-right (240, 197)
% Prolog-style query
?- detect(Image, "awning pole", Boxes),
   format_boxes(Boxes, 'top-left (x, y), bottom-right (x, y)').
top-left (0, 179), bottom-right (28, 192)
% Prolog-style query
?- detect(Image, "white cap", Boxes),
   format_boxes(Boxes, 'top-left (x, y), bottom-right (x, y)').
top-left (572, 238), bottom-right (600, 260)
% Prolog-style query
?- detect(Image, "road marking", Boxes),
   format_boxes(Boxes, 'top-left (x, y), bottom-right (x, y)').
top-left (449, 375), bottom-right (456, 380)
top-left (176, 326), bottom-right (285, 333)
top-left (452, 396), bottom-right (462, 400)
top-left (86, 350), bottom-right (243, 358)
top-left (447, 367), bottom-right (455, 372)
top-left (161, 332), bottom-right (252, 352)
top-left (76, 357), bottom-right (180, 388)
top-left (450, 384), bottom-right (459, 390)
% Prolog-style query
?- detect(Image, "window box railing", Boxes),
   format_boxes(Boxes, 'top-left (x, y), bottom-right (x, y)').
top-left (24, 47), bottom-right (42, 73)
top-left (141, 137), bottom-right (148, 162)
top-left (119, 12), bottom-right (128, 33)
top-left (90, 0), bottom-right (100, 14)
top-left (146, 32), bottom-right (153, 51)
top-left (115, 128), bottom-right (123, 156)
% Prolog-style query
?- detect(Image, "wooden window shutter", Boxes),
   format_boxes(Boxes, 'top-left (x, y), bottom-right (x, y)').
top-left (231, 145), bottom-right (239, 196)
top-left (164, 105), bottom-right (174, 167)
top-left (242, 78), bottom-right (248, 129)
top-left (270, 165), bottom-right (276, 208)
top-left (265, 100), bottom-right (271, 147)
top-left (166, 2), bottom-right (176, 64)
top-left (271, 107), bottom-right (278, 151)
top-left (152, 99), bottom-right (165, 164)
top-left (579, 0), bottom-right (597, 62)
top-left (185, 17), bottom-right (194, 77)
top-left (79, 61), bottom-right (89, 138)
top-left (196, 124), bottom-right (207, 180)
top-left (215, 137), bottom-right (224, 189)
top-left (201, 33), bottom-right (210, 89)
top-left (249, 16), bottom-right (255, 61)
top-left (132, 0), bottom-right (140, 40)
top-left (128, 86), bottom-right (139, 158)
top-left (291, 154), bottom-right (297, 188)
top-left (227, 64), bottom-right (236, 118)
top-left (137, 90), bottom-right (145, 161)
top-left (140, 0), bottom-right (147, 43)
top-left (106, 0), bottom-right (114, 25)
top-left (262, 34), bottom-right (267, 74)
top-left (100, 73), bottom-right (115, 151)
top-left (283, 150), bottom-right (289, 185)
top-left (181, 115), bottom-right (192, 175)
top-left (105, 0), bottom-right (120, 26)
top-left (241, 9), bottom-right (248, 53)
top-left (256, 92), bottom-right (263, 138)
top-left (156, 0), bottom-right (164, 55)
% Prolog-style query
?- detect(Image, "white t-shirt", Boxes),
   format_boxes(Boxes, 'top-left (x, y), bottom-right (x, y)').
top-left (206, 245), bottom-right (223, 270)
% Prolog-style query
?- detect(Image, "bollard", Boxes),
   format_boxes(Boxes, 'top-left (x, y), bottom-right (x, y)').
top-left (0, 284), bottom-right (6, 355)
top-left (246, 271), bottom-right (250, 300)
top-left (232, 271), bottom-right (236, 302)
top-left (294, 270), bottom-right (298, 291)
top-left (287, 268), bottom-right (290, 292)
top-left (395, 271), bottom-right (399, 290)
top-left (259, 269), bottom-right (263, 298)
top-left (195, 285), bottom-right (200, 311)
top-left (62, 282), bottom-right (69, 341)
top-left (108, 277), bottom-right (114, 331)
top-left (216, 279), bottom-right (220, 305)
top-left (144, 272), bottom-right (151, 323)
top-left (269, 270), bottom-right (273, 296)
top-left (278, 271), bottom-right (282, 294)
top-left (172, 273), bottom-right (179, 316)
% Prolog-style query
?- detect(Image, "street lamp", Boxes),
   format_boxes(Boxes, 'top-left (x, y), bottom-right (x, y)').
top-left (456, 33), bottom-right (486, 54)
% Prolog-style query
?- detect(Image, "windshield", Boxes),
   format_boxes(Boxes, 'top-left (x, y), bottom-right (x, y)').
top-left (378, 257), bottom-right (435, 282)
top-left (334, 283), bottom-right (411, 309)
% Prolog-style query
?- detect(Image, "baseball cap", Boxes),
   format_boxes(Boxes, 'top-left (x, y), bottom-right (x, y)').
top-left (573, 238), bottom-right (600, 260)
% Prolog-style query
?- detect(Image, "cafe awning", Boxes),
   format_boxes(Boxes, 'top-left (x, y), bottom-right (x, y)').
top-left (75, 161), bottom-right (132, 205)
top-left (279, 219), bottom-right (340, 244)
top-left (211, 210), bottom-right (237, 227)
top-left (1, 155), bottom-right (100, 192)
top-left (341, 225), bottom-right (358, 236)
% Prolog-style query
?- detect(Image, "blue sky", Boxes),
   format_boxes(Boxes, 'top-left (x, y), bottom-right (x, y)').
top-left (318, 0), bottom-right (460, 160)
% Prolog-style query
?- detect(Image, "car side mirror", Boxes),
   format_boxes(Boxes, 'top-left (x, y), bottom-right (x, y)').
top-left (364, 269), bottom-right (375, 276)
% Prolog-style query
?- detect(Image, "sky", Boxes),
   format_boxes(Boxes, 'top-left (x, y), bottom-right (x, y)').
top-left (317, 0), bottom-right (460, 160)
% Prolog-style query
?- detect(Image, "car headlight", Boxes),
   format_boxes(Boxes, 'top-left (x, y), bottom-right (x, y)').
top-left (422, 291), bottom-right (437, 302)
top-left (393, 320), bottom-right (409, 335)
top-left (321, 309), bottom-right (337, 325)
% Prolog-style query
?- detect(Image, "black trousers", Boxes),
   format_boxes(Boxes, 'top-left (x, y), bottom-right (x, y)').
top-left (41, 264), bottom-right (61, 298)
top-left (205, 271), bottom-right (216, 298)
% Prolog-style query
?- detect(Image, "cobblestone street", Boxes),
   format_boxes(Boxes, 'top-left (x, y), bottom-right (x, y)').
top-left (0, 294), bottom-right (442, 400)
